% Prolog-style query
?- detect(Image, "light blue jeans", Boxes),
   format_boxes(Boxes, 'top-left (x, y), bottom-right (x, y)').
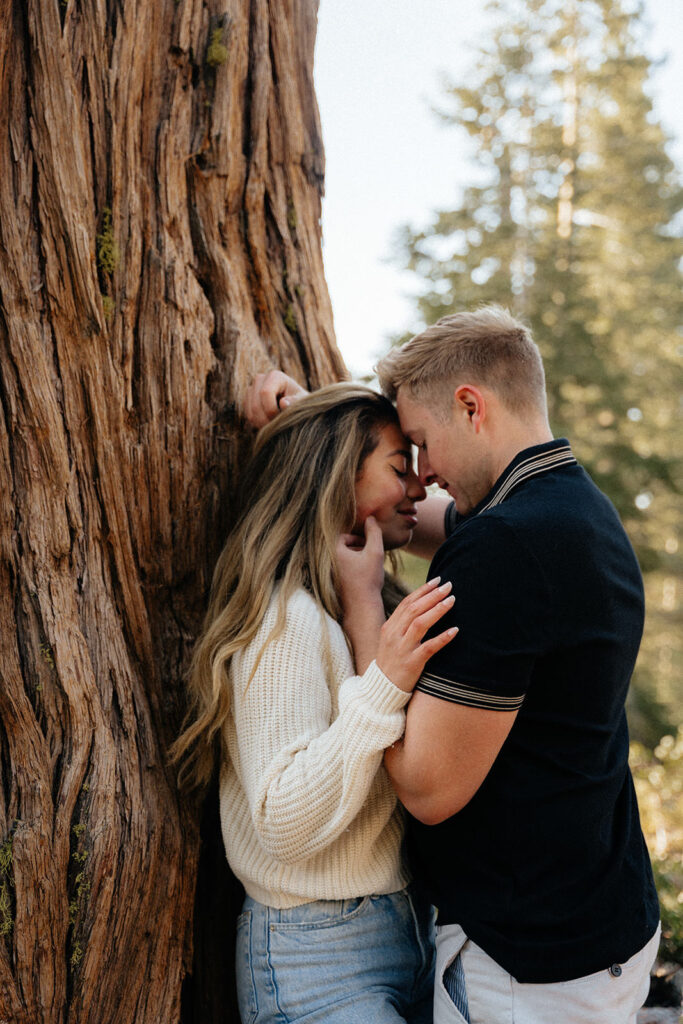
top-left (235, 886), bottom-right (435, 1023)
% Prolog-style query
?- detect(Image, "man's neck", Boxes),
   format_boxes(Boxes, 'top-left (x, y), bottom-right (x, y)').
top-left (489, 421), bottom-right (554, 483)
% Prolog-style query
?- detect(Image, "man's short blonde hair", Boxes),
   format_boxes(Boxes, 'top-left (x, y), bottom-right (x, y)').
top-left (376, 306), bottom-right (547, 417)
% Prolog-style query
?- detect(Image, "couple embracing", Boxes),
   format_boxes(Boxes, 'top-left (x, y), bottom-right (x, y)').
top-left (173, 307), bottom-right (659, 1024)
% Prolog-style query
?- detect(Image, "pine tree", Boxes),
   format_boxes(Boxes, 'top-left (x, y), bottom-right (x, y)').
top-left (395, 0), bottom-right (682, 737)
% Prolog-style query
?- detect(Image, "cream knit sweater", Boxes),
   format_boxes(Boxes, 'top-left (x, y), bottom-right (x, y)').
top-left (219, 586), bottom-right (411, 908)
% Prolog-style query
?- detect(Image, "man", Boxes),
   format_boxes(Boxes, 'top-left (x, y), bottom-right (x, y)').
top-left (245, 306), bottom-right (659, 1024)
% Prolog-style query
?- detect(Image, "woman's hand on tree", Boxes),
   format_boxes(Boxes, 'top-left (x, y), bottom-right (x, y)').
top-left (243, 370), bottom-right (309, 427)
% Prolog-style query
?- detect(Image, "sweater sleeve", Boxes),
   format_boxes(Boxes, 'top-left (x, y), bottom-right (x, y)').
top-left (230, 590), bottom-right (410, 865)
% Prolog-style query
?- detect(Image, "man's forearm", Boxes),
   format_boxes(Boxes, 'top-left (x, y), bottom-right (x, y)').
top-left (384, 734), bottom-right (433, 809)
top-left (384, 691), bottom-right (518, 825)
top-left (383, 731), bottom-right (452, 826)
top-left (407, 492), bottom-right (451, 560)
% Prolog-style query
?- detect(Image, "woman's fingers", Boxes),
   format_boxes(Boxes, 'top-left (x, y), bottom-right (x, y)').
top-left (336, 517), bottom-right (386, 601)
top-left (337, 517), bottom-right (384, 556)
top-left (376, 601), bottom-right (458, 691)
top-left (390, 579), bottom-right (453, 631)
top-left (362, 515), bottom-right (385, 556)
top-left (419, 626), bottom-right (459, 661)
top-left (378, 575), bottom-right (459, 686)
top-left (337, 532), bottom-right (364, 553)
top-left (401, 576), bottom-right (442, 603)
top-left (382, 581), bottom-right (453, 639)
top-left (243, 372), bottom-right (274, 427)
top-left (243, 371), bottom-right (308, 427)
top-left (406, 591), bottom-right (456, 641)
top-left (338, 516), bottom-right (383, 554)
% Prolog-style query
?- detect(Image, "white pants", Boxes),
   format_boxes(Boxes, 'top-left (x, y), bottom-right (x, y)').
top-left (434, 921), bottom-right (661, 1024)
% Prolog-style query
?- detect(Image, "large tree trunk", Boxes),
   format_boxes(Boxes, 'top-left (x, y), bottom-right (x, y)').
top-left (0, 1), bottom-right (345, 1021)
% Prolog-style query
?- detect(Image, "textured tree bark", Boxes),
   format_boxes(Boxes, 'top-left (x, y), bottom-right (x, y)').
top-left (0, 1), bottom-right (344, 1021)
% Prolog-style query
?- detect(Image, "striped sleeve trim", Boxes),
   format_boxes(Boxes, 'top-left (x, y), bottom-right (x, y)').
top-left (416, 671), bottom-right (525, 711)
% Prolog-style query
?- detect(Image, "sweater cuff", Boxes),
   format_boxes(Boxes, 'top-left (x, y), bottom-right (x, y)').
top-left (356, 660), bottom-right (412, 714)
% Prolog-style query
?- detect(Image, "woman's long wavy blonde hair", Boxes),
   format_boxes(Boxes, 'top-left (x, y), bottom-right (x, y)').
top-left (170, 383), bottom-right (406, 789)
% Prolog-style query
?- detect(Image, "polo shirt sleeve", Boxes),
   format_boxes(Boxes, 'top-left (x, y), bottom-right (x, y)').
top-left (417, 515), bottom-right (552, 710)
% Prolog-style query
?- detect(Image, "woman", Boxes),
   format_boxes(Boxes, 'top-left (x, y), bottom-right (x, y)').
top-left (172, 384), bottom-right (457, 1023)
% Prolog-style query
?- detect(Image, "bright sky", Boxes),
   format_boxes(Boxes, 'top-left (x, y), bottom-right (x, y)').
top-left (314, 0), bottom-right (683, 378)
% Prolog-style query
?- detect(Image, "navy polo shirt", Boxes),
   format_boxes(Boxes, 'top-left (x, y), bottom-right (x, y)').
top-left (406, 438), bottom-right (659, 983)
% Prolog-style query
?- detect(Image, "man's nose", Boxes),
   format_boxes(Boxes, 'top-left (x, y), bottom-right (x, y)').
top-left (417, 449), bottom-right (437, 488)
top-left (406, 467), bottom-right (427, 503)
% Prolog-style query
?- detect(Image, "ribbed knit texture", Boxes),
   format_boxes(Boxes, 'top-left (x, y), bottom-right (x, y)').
top-left (219, 587), bottom-right (411, 908)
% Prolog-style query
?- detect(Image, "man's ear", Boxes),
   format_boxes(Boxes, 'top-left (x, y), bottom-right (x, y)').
top-left (453, 384), bottom-right (486, 432)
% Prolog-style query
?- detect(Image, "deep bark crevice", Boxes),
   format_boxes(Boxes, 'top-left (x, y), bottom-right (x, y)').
top-left (0, 3), bottom-right (342, 1020)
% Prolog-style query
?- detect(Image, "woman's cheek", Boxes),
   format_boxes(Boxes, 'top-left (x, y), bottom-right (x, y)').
top-left (356, 481), bottom-right (405, 525)
top-left (354, 502), bottom-right (372, 525)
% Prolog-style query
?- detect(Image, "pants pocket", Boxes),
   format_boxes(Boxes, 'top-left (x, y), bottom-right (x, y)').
top-left (267, 895), bottom-right (370, 931)
top-left (443, 953), bottom-right (471, 1022)
top-left (265, 894), bottom-right (427, 1022)
top-left (434, 924), bottom-right (470, 1024)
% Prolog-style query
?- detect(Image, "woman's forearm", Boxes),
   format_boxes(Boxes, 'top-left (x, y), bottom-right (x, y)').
top-left (232, 592), bottom-right (410, 865)
top-left (249, 660), bottom-right (409, 863)
top-left (342, 596), bottom-right (385, 674)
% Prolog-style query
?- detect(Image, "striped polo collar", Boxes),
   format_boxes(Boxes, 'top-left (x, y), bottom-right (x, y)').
top-left (458, 438), bottom-right (577, 523)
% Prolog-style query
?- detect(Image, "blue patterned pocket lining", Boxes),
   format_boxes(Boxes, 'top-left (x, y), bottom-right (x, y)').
top-left (443, 953), bottom-right (470, 1021)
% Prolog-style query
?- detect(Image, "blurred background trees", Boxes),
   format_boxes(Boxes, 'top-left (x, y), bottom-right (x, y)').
top-left (395, 0), bottom-right (681, 739)
top-left (391, 0), bottom-right (682, 959)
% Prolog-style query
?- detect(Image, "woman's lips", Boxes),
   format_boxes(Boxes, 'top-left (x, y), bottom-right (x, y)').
top-left (399, 508), bottom-right (418, 527)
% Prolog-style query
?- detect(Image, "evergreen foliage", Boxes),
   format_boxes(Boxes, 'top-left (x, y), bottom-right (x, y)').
top-left (393, 0), bottom-right (682, 742)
